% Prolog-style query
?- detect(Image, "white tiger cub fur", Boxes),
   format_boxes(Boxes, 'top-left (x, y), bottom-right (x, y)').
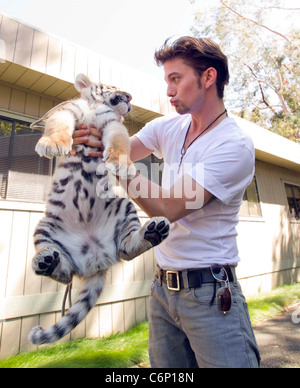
top-left (29, 74), bottom-right (170, 345)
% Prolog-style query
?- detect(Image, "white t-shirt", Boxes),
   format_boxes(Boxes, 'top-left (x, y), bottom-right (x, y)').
top-left (135, 114), bottom-right (255, 270)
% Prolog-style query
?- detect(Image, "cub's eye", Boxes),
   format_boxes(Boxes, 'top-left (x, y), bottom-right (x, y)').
top-left (110, 95), bottom-right (123, 106)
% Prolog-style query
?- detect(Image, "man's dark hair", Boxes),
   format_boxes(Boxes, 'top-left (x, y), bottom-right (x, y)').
top-left (155, 36), bottom-right (229, 98)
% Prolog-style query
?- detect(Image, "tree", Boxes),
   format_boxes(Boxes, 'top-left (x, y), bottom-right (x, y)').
top-left (190, 0), bottom-right (300, 142)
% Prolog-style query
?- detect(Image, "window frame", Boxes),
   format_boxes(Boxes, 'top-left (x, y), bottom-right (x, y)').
top-left (239, 175), bottom-right (262, 218)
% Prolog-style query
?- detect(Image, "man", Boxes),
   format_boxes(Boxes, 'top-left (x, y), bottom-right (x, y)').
top-left (74, 37), bottom-right (260, 368)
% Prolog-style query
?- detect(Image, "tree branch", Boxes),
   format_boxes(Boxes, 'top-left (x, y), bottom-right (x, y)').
top-left (244, 63), bottom-right (290, 115)
top-left (275, 69), bottom-right (291, 115)
top-left (258, 83), bottom-right (276, 114)
top-left (220, 1), bottom-right (292, 44)
top-left (244, 63), bottom-right (277, 92)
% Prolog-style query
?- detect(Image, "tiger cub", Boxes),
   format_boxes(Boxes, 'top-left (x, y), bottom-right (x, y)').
top-left (29, 74), bottom-right (170, 345)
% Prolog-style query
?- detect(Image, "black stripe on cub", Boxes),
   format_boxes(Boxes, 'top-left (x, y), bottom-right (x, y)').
top-left (81, 170), bottom-right (94, 183)
top-left (81, 244), bottom-right (89, 255)
top-left (34, 228), bottom-right (52, 239)
top-left (60, 162), bottom-right (82, 171)
top-left (60, 176), bottom-right (73, 186)
top-left (46, 212), bottom-right (63, 222)
top-left (90, 197), bottom-right (95, 210)
top-left (49, 200), bottom-right (66, 209)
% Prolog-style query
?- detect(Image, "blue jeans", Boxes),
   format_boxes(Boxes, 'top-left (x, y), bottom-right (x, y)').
top-left (148, 267), bottom-right (260, 368)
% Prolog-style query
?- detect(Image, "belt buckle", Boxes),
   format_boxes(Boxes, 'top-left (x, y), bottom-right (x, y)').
top-left (166, 270), bottom-right (180, 291)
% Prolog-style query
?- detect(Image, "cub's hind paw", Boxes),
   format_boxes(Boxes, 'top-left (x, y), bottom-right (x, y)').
top-left (33, 247), bottom-right (60, 277)
top-left (32, 247), bottom-right (73, 284)
top-left (144, 217), bottom-right (170, 246)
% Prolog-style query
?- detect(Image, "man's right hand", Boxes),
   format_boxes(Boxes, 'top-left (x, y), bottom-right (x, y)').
top-left (70, 124), bottom-right (104, 158)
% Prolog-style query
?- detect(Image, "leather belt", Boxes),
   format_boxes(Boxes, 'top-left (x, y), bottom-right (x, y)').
top-left (155, 265), bottom-right (235, 291)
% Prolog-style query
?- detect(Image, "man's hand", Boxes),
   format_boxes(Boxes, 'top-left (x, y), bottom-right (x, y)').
top-left (70, 124), bottom-right (104, 158)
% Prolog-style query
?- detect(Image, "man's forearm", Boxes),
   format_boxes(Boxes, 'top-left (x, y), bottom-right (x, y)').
top-left (118, 171), bottom-right (169, 220)
top-left (118, 170), bottom-right (210, 224)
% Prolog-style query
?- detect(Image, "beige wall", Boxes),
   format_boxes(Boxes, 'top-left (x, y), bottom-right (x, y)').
top-left (237, 160), bottom-right (300, 295)
top-left (0, 81), bottom-right (63, 124)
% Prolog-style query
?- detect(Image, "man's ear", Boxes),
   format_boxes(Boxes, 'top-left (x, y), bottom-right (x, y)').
top-left (75, 73), bottom-right (92, 92)
top-left (203, 67), bottom-right (218, 90)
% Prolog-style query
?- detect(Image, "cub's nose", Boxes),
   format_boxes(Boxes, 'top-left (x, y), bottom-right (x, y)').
top-left (125, 93), bottom-right (132, 102)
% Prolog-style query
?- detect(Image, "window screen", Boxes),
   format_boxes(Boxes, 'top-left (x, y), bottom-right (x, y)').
top-left (0, 116), bottom-right (54, 202)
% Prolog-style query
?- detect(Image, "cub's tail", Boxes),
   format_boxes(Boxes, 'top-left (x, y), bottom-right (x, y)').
top-left (29, 274), bottom-right (105, 345)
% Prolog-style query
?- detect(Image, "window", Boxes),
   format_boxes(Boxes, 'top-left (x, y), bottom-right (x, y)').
top-left (239, 176), bottom-right (262, 217)
top-left (285, 183), bottom-right (300, 220)
top-left (0, 116), bottom-right (54, 202)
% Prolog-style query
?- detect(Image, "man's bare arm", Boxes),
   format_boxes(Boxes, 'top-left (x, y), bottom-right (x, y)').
top-left (129, 136), bottom-right (153, 162)
top-left (118, 172), bottom-right (213, 223)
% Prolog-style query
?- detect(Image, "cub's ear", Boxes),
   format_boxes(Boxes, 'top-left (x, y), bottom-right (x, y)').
top-left (75, 74), bottom-right (92, 92)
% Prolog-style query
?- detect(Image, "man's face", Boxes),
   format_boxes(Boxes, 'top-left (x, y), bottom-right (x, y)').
top-left (164, 57), bottom-right (204, 115)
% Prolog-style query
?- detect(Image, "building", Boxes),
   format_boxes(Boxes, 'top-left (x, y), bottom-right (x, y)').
top-left (0, 14), bottom-right (299, 357)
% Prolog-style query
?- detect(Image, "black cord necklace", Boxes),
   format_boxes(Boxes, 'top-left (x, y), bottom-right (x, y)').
top-left (177, 109), bottom-right (227, 173)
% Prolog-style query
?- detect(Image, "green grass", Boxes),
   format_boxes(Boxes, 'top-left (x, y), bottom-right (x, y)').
top-left (0, 283), bottom-right (299, 368)
top-left (247, 282), bottom-right (300, 326)
top-left (0, 321), bottom-right (149, 368)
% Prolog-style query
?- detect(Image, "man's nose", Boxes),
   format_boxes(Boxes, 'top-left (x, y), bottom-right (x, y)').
top-left (167, 85), bottom-right (175, 97)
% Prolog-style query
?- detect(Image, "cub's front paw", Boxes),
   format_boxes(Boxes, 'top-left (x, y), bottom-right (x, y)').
top-left (103, 148), bottom-right (136, 178)
top-left (35, 134), bottom-right (73, 158)
top-left (144, 217), bottom-right (170, 246)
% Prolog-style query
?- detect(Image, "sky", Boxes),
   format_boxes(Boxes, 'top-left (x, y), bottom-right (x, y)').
top-left (0, 0), bottom-right (200, 77)
top-left (0, 0), bottom-right (298, 77)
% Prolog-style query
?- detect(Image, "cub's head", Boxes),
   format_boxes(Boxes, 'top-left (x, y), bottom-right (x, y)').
top-left (75, 74), bottom-right (132, 117)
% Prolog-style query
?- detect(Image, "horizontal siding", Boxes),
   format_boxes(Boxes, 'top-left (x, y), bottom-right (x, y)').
top-left (0, 13), bottom-right (171, 115)
top-left (0, 81), bottom-right (63, 118)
